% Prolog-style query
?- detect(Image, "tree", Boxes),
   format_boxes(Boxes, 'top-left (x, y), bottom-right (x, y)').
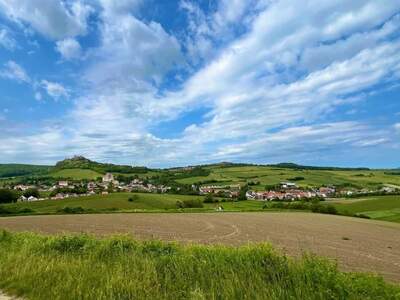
top-left (204, 194), bottom-right (214, 203)
top-left (23, 188), bottom-right (40, 198)
top-left (0, 189), bottom-right (19, 204)
top-left (238, 185), bottom-right (248, 201)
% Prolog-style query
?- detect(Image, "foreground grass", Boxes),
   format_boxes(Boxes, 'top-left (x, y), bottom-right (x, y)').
top-left (0, 231), bottom-right (399, 300)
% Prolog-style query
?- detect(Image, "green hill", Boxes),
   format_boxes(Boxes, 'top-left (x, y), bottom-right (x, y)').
top-left (0, 164), bottom-right (51, 178)
top-left (50, 169), bottom-right (103, 180)
top-left (54, 156), bottom-right (149, 174)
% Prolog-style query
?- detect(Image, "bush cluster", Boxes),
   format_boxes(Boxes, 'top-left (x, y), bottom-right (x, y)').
top-left (176, 199), bottom-right (204, 208)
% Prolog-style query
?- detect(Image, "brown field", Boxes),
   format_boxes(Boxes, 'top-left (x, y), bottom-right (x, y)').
top-left (1, 212), bottom-right (400, 282)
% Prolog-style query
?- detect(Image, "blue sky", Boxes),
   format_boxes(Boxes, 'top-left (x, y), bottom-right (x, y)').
top-left (0, 0), bottom-right (399, 168)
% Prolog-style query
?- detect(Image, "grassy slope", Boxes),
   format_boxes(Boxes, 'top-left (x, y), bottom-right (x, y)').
top-left (177, 165), bottom-right (400, 189)
top-left (50, 168), bottom-right (103, 180)
top-left (2, 193), bottom-right (206, 214)
top-left (0, 164), bottom-right (51, 178)
top-left (332, 195), bottom-right (400, 223)
top-left (0, 231), bottom-right (398, 300)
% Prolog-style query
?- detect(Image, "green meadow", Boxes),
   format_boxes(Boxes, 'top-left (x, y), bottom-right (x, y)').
top-left (1, 193), bottom-right (205, 214)
top-left (176, 165), bottom-right (400, 190)
top-left (0, 230), bottom-right (398, 300)
top-left (50, 168), bottom-right (103, 180)
top-left (2, 192), bottom-right (400, 224)
top-left (331, 195), bottom-right (400, 223)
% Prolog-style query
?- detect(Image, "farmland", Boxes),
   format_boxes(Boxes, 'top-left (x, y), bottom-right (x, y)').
top-left (330, 195), bottom-right (400, 223)
top-left (177, 165), bottom-right (400, 190)
top-left (1, 212), bottom-right (400, 284)
top-left (1, 193), bottom-right (206, 214)
top-left (1, 229), bottom-right (399, 300)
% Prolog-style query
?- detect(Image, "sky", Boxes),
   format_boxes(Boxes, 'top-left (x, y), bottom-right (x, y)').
top-left (0, 0), bottom-right (399, 168)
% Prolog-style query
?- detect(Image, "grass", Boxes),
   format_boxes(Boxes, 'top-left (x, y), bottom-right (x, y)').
top-left (0, 230), bottom-right (399, 300)
top-left (331, 195), bottom-right (400, 223)
top-left (1, 192), bottom-right (271, 216)
top-left (177, 165), bottom-right (400, 189)
top-left (1, 193), bottom-right (206, 214)
top-left (50, 168), bottom-right (103, 180)
top-left (2, 192), bottom-right (399, 221)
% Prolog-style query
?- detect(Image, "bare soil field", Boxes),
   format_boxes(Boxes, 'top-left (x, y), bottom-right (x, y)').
top-left (1, 212), bottom-right (400, 282)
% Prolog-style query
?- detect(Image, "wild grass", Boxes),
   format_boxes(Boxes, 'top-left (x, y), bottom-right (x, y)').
top-left (0, 230), bottom-right (398, 300)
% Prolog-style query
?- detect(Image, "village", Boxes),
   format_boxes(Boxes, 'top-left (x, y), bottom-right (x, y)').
top-left (9, 171), bottom-right (399, 203)
top-left (13, 173), bottom-right (171, 202)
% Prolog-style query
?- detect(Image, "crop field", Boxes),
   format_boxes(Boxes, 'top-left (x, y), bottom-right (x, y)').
top-left (176, 165), bottom-right (400, 189)
top-left (50, 168), bottom-right (103, 180)
top-left (330, 195), bottom-right (400, 223)
top-left (1, 212), bottom-right (400, 283)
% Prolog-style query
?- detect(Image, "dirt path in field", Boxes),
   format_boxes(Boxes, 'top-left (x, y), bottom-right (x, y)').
top-left (1, 212), bottom-right (400, 282)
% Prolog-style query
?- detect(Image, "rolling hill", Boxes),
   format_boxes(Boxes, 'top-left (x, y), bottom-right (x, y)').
top-left (1, 157), bottom-right (400, 189)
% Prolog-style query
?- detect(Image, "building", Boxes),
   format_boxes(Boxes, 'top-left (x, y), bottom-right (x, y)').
top-left (58, 181), bottom-right (69, 187)
top-left (102, 173), bottom-right (114, 183)
top-left (87, 182), bottom-right (97, 190)
top-left (27, 196), bottom-right (38, 202)
top-left (280, 182), bottom-right (297, 189)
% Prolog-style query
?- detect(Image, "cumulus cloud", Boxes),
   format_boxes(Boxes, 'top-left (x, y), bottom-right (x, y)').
top-left (0, 0), bottom-right (93, 39)
top-left (0, 60), bottom-right (30, 83)
top-left (395, 123), bottom-right (400, 133)
top-left (0, 28), bottom-right (16, 50)
top-left (84, 2), bottom-right (182, 89)
top-left (1, 0), bottom-right (400, 166)
top-left (41, 80), bottom-right (69, 99)
top-left (56, 38), bottom-right (82, 60)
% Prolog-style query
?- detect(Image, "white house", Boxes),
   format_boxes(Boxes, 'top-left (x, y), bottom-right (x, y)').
top-left (102, 173), bottom-right (114, 183)
top-left (58, 181), bottom-right (69, 187)
top-left (27, 196), bottom-right (38, 202)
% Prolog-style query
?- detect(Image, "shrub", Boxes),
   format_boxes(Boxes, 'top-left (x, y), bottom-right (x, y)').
top-left (0, 189), bottom-right (19, 203)
top-left (57, 206), bottom-right (86, 214)
top-left (176, 199), bottom-right (204, 208)
top-left (183, 199), bottom-right (204, 208)
top-left (23, 188), bottom-right (40, 198)
top-left (203, 194), bottom-right (214, 203)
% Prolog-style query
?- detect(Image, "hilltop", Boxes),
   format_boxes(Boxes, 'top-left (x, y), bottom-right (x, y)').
top-left (54, 156), bottom-right (149, 174)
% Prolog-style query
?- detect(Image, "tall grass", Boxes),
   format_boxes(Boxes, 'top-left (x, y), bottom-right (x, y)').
top-left (0, 230), bottom-right (398, 299)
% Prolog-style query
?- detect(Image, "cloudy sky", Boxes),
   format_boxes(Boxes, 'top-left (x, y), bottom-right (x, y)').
top-left (0, 0), bottom-right (399, 168)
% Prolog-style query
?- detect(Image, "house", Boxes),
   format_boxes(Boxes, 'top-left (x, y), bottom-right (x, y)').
top-left (280, 182), bottom-right (297, 189)
top-left (14, 184), bottom-right (33, 191)
top-left (58, 181), bottom-right (69, 187)
top-left (87, 182), bottom-right (97, 190)
top-left (18, 195), bottom-right (27, 202)
top-left (27, 196), bottom-right (38, 202)
top-left (102, 173), bottom-right (114, 183)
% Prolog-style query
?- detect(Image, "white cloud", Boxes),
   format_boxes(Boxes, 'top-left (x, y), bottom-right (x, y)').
top-left (56, 38), bottom-right (82, 60)
top-left (41, 80), bottom-right (69, 99)
top-left (395, 123), bottom-right (400, 133)
top-left (99, 0), bottom-right (142, 16)
top-left (1, 0), bottom-right (400, 166)
top-left (0, 28), bottom-right (16, 50)
top-left (84, 3), bottom-right (182, 88)
top-left (0, 60), bottom-right (30, 83)
top-left (0, 0), bottom-right (93, 39)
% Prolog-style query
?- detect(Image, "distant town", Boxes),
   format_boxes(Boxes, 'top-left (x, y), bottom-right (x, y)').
top-left (8, 171), bottom-right (399, 203)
